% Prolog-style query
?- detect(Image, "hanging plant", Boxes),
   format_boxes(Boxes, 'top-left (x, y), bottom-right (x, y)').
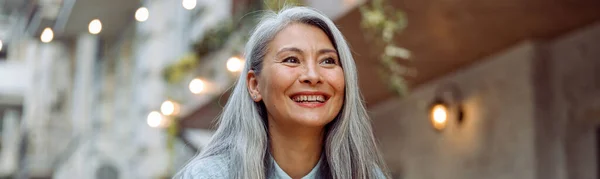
top-left (162, 0), bottom-right (307, 85)
top-left (162, 20), bottom-right (236, 85)
top-left (360, 0), bottom-right (413, 96)
top-left (162, 53), bottom-right (199, 84)
top-left (192, 20), bottom-right (235, 58)
top-left (264, 0), bottom-right (303, 11)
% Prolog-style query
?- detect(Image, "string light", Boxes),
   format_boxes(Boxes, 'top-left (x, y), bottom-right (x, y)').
top-left (189, 78), bottom-right (205, 94)
top-left (227, 56), bottom-right (244, 72)
top-left (161, 100), bottom-right (179, 116)
top-left (40, 28), bottom-right (54, 43)
top-left (147, 111), bottom-right (163, 128)
top-left (89, 19), bottom-right (102, 34)
top-left (182, 0), bottom-right (196, 10)
top-left (135, 7), bottom-right (149, 22)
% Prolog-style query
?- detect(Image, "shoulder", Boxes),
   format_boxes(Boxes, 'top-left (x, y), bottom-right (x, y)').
top-left (173, 155), bottom-right (230, 179)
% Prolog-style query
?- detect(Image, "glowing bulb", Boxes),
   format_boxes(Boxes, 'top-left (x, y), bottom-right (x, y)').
top-left (0, 40), bottom-right (3, 51)
top-left (135, 7), bottom-right (149, 22)
top-left (189, 78), bottom-right (205, 94)
top-left (161, 100), bottom-right (179, 116)
top-left (88, 19), bottom-right (102, 34)
top-left (40, 28), bottom-right (54, 43)
top-left (147, 111), bottom-right (163, 128)
top-left (430, 104), bottom-right (448, 130)
top-left (227, 56), bottom-right (244, 72)
top-left (182, 0), bottom-right (196, 10)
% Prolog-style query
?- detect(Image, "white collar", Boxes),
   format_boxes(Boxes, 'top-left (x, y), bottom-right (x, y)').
top-left (270, 155), bottom-right (323, 179)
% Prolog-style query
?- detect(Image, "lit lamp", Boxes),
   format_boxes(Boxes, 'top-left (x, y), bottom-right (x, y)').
top-left (161, 100), bottom-right (180, 116)
top-left (135, 7), bottom-right (149, 22)
top-left (147, 111), bottom-right (164, 128)
top-left (429, 83), bottom-right (464, 131)
top-left (227, 56), bottom-right (244, 72)
top-left (40, 28), bottom-right (54, 43)
top-left (182, 0), bottom-right (196, 10)
top-left (430, 101), bottom-right (448, 131)
top-left (189, 78), bottom-right (205, 94)
top-left (89, 19), bottom-right (102, 34)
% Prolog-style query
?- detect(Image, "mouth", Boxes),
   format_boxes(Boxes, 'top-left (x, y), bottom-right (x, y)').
top-left (289, 92), bottom-right (330, 106)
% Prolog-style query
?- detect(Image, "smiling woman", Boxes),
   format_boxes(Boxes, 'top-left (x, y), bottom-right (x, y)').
top-left (248, 22), bottom-right (345, 129)
top-left (175, 6), bottom-right (389, 179)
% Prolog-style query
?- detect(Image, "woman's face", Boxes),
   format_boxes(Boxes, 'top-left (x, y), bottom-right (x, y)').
top-left (247, 23), bottom-right (345, 128)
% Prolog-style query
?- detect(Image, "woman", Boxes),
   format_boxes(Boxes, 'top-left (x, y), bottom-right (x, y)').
top-left (176, 6), bottom-right (389, 179)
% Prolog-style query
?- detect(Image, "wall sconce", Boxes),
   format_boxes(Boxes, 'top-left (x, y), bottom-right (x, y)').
top-left (429, 83), bottom-right (464, 131)
top-left (430, 100), bottom-right (448, 131)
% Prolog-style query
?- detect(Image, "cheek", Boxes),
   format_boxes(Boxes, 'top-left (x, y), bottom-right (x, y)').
top-left (261, 66), bottom-right (298, 98)
top-left (325, 69), bottom-right (345, 94)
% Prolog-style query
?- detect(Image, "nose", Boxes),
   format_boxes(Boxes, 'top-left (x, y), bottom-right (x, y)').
top-left (299, 62), bottom-right (322, 85)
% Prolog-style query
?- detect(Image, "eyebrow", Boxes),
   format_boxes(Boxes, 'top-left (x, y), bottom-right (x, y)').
top-left (276, 47), bottom-right (338, 56)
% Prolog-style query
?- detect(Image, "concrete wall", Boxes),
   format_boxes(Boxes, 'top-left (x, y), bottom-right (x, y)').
top-left (370, 42), bottom-right (537, 179)
top-left (552, 22), bottom-right (600, 179)
top-left (534, 22), bottom-right (600, 179)
top-left (370, 22), bottom-right (600, 179)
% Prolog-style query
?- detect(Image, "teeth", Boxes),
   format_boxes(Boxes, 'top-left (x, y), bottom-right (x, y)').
top-left (292, 95), bottom-right (326, 102)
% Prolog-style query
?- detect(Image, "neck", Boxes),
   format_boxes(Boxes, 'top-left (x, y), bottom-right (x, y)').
top-left (268, 118), bottom-right (325, 179)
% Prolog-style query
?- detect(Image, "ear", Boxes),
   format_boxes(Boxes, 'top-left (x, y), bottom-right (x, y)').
top-left (247, 70), bottom-right (262, 102)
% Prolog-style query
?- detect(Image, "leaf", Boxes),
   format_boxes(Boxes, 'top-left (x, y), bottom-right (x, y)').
top-left (360, 0), bottom-right (413, 97)
top-left (385, 45), bottom-right (411, 59)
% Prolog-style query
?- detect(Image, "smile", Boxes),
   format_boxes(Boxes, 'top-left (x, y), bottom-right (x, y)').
top-left (289, 92), bottom-right (330, 108)
top-left (291, 95), bottom-right (326, 103)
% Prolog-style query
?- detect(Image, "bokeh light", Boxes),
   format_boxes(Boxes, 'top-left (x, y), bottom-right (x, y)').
top-left (40, 28), bottom-right (54, 43)
top-left (88, 19), bottom-right (102, 34)
top-left (226, 56), bottom-right (244, 72)
top-left (189, 78), bottom-right (205, 94)
top-left (135, 7), bottom-right (149, 22)
top-left (182, 0), bottom-right (196, 10)
top-left (431, 104), bottom-right (448, 130)
top-left (160, 100), bottom-right (179, 116)
top-left (147, 111), bottom-right (163, 128)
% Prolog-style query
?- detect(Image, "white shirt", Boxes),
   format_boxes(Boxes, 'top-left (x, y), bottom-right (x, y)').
top-left (174, 154), bottom-right (386, 178)
top-left (269, 155), bottom-right (323, 179)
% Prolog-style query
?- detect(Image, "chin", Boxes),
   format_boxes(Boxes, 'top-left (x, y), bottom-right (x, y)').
top-left (291, 115), bottom-right (335, 127)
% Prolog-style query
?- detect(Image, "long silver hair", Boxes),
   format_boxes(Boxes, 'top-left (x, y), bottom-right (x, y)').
top-left (193, 6), bottom-right (389, 179)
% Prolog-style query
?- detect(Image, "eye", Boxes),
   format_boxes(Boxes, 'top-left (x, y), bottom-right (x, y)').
top-left (282, 57), bottom-right (300, 64)
top-left (320, 57), bottom-right (337, 65)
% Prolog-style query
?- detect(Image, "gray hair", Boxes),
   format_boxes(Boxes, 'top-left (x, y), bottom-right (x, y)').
top-left (194, 6), bottom-right (389, 179)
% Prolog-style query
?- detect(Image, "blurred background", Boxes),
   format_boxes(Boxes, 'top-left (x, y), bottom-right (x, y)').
top-left (0, 0), bottom-right (599, 178)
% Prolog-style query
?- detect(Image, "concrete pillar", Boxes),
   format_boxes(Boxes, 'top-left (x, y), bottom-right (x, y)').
top-left (71, 34), bottom-right (98, 133)
top-left (67, 34), bottom-right (99, 179)
top-left (19, 39), bottom-right (56, 176)
top-left (0, 109), bottom-right (21, 176)
top-left (16, 38), bottom-right (38, 179)
top-left (21, 39), bottom-right (38, 131)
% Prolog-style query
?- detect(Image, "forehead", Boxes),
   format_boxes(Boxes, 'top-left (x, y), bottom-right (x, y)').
top-left (268, 23), bottom-right (335, 51)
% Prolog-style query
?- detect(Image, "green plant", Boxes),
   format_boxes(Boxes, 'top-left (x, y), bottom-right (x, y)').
top-left (163, 0), bottom-right (306, 85)
top-left (162, 53), bottom-right (198, 84)
top-left (192, 20), bottom-right (235, 58)
top-left (360, 0), bottom-right (412, 96)
top-left (264, 0), bottom-right (302, 11)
